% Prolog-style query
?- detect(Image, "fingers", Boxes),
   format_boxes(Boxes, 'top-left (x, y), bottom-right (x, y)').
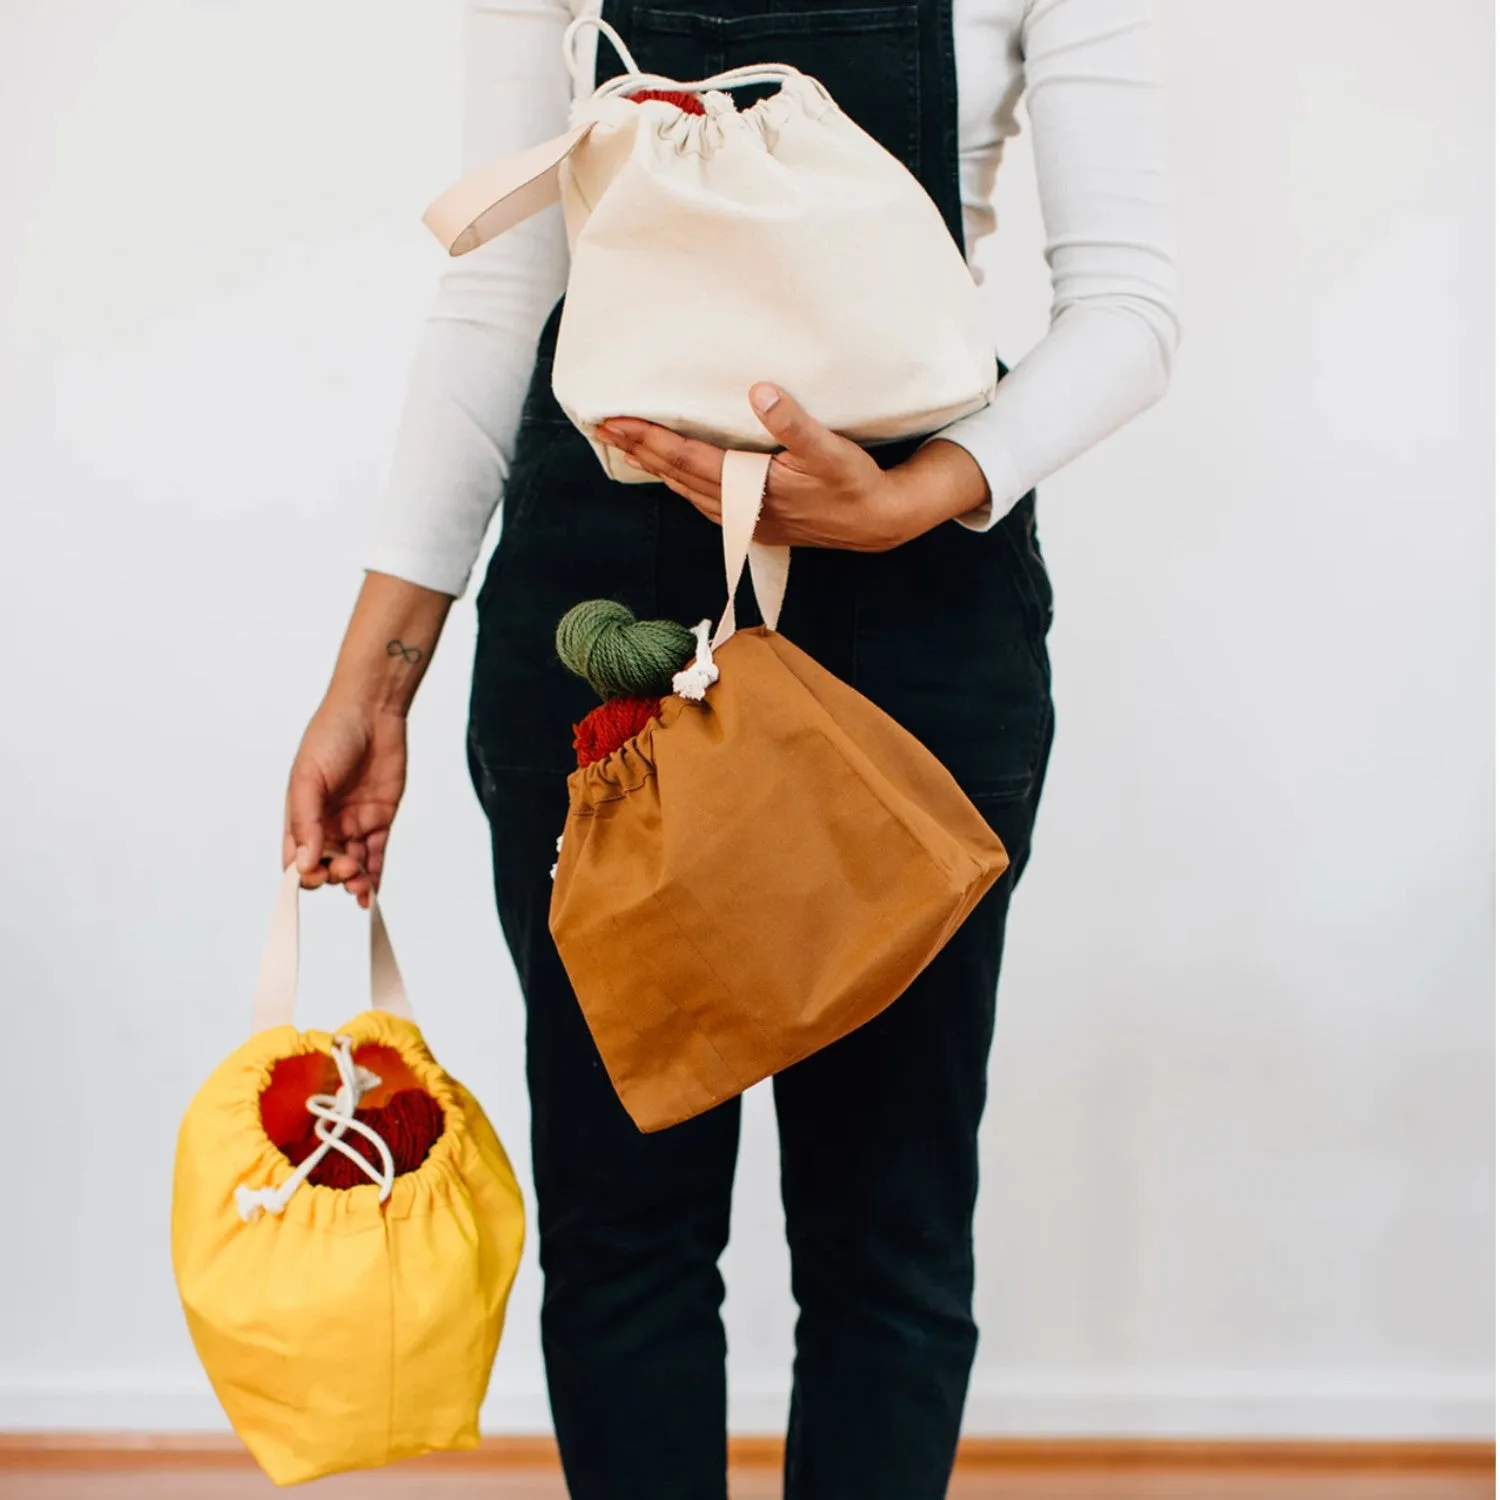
top-left (286, 762), bottom-right (328, 889)
top-left (327, 833), bottom-right (384, 907)
top-left (285, 773), bottom-right (372, 895)
top-left (657, 470), bottom-right (723, 523)
top-left (298, 840), bottom-right (380, 907)
top-left (364, 829), bottom-right (389, 887)
top-left (748, 384), bottom-right (850, 475)
top-left (324, 849), bottom-right (364, 887)
top-left (346, 829), bottom-right (389, 910)
top-left (597, 420), bottom-right (724, 500)
top-left (338, 836), bottom-right (371, 908)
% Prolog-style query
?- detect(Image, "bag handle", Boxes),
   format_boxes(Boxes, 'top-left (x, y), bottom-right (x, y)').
top-left (422, 121), bottom-right (595, 256)
top-left (714, 451), bottom-right (786, 647)
top-left (425, 19), bottom-right (826, 255)
top-left (593, 62), bottom-right (817, 103)
top-left (564, 14), bottom-right (642, 88)
top-left (250, 864), bottom-right (414, 1033)
top-left (565, 17), bottom-right (817, 102)
top-left (673, 451), bottom-right (784, 698)
top-left (423, 16), bottom-right (634, 255)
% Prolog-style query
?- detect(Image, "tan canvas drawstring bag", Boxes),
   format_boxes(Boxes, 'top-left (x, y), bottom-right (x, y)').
top-left (548, 453), bottom-right (1009, 1133)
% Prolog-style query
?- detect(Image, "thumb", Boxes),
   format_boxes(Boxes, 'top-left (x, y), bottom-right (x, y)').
top-left (286, 760), bottom-right (327, 878)
top-left (749, 384), bottom-right (848, 474)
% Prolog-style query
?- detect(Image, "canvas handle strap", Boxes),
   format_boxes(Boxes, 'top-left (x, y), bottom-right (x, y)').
top-left (421, 121), bottom-right (595, 256)
top-left (250, 864), bottom-right (414, 1033)
top-left (673, 452), bottom-right (783, 698)
top-left (425, 18), bottom-right (823, 255)
top-left (590, 61), bottom-right (817, 102)
top-left (714, 451), bottom-right (786, 648)
top-left (567, 16), bottom-right (817, 100)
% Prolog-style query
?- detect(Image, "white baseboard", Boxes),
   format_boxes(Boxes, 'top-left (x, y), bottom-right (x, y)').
top-left (0, 1369), bottom-right (1491, 1441)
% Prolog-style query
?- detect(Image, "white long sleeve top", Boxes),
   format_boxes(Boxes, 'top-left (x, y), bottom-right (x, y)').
top-left (366, 0), bottom-right (1180, 597)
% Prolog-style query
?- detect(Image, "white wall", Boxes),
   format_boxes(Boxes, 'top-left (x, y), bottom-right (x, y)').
top-left (0, 0), bottom-right (1491, 1440)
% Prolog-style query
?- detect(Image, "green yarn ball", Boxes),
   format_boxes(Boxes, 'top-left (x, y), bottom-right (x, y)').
top-left (555, 599), bottom-right (696, 701)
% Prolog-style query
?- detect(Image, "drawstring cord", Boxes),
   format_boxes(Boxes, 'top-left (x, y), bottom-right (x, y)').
top-left (672, 619), bottom-right (719, 702)
top-left (563, 15), bottom-right (826, 109)
top-left (235, 1036), bottom-right (396, 1222)
top-left (563, 14), bottom-right (642, 90)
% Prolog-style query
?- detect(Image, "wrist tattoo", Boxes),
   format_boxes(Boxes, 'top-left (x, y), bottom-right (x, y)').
top-left (386, 639), bottom-right (424, 666)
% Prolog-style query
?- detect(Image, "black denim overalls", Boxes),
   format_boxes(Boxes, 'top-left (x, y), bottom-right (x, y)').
top-left (466, 3), bottom-right (1054, 1495)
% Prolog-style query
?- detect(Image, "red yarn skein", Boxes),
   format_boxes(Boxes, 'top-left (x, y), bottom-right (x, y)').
top-left (282, 1089), bottom-right (446, 1191)
top-left (628, 88), bottom-right (706, 115)
top-left (573, 695), bottom-right (662, 767)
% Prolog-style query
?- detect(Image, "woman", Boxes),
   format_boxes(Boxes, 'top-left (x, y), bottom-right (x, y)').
top-left (284, 0), bottom-right (1178, 1493)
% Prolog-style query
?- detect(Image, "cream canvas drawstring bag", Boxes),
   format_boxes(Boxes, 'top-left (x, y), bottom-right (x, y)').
top-left (421, 17), bottom-right (997, 480)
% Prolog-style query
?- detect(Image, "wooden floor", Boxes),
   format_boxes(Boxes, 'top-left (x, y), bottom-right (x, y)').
top-left (1, 1458), bottom-right (1491, 1500)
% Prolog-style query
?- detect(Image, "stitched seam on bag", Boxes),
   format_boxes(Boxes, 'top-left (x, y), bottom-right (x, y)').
top-left (567, 169), bottom-right (599, 220)
top-left (570, 768), bottom-right (653, 809)
top-left (764, 856), bottom-right (996, 1083)
top-left (807, 723), bottom-right (977, 888)
top-left (766, 639), bottom-right (982, 888)
top-left (737, 880), bottom-right (982, 1083)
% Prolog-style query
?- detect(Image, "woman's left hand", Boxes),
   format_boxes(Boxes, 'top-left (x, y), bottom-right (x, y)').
top-left (596, 383), bottom-right (991, 552)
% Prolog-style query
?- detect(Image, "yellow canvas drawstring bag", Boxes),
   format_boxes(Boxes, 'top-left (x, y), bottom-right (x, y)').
top-left (171, 868), bottom-right (525, 1485)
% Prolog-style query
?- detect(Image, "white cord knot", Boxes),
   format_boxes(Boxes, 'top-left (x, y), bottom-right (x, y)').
top-left (235, 1035), bottom-right (397, 1222)
top-left (672, 619), bottom-right (719, 701)
top-left (234, 1183), bottom-right (282, 1223)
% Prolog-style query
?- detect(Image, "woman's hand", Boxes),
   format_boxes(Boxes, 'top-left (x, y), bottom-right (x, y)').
top-left (596, 383), bottom-right (992, 551)
top-left (280, 571), bottom-right (453, 906)
top-left (284, 698), bottom-right (407, 908)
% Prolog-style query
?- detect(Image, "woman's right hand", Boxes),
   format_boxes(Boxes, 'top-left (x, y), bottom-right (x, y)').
top-left (283, 696), bottom-right (409, 908)
top-left (279, 571), bottom-right (453, 905)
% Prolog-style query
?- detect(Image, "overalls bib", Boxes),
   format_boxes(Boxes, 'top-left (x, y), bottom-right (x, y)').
top-left (466, 4), bottom-right (1054, 1496)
